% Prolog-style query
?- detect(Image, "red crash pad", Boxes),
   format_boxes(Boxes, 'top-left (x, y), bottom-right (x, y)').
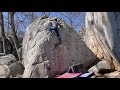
top-left (55, 73), bottom-right (81, 78)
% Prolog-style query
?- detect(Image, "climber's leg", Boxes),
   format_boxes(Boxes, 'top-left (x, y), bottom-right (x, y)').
top-left (48, 26), bottom-right (55, 33)
top-left (48, 28), bottom-right (53, 33)
top-left (54, 28), bottom-right (62, 43)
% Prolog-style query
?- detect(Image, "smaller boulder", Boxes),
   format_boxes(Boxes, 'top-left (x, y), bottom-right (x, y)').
top-left (0, 65), bottom-right (10, 78)
top-left (88, 60), bottom-right (115, 74)
top-left (88, 65), bottom-right (99, 73)
top-left (8, 61), bottom-right (24, 77)
top-left (103, 71), bottom-right (120, 78)
top-left (31, 63), bottom-right (48, 78)
top-left (0, 54), bottom-right (16, 65)
top-left (97, 60), bottom-right (114, 70)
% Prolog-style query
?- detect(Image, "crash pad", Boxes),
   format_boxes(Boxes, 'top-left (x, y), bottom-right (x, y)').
top-left (79, 72), bottom-right (93, 77)
top-left (55, 73), bottom-right (81, 78)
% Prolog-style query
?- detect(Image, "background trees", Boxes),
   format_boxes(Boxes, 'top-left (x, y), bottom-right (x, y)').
top-left (0, 12), bottom-right (7, 54)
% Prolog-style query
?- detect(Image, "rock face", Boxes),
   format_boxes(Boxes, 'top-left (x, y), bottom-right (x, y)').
top-left (85, 12), bottom-right (120, 70)
top-left (22, 16), bottom-right (97, 78)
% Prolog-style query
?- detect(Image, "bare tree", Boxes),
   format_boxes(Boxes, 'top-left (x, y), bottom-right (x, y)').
top-left (0, 12), bottom-right (51, 57)
top-left (58, 12), bottom-right (81, 30)
top-left (41, 12), bottom-right (50, 17)
top-left (7, 13), bottom-right (10, 33)
top-left (14, 12), bottom-right (49, 33)
top-left (0, 12), bottom-right (8, 54)
top-left (9, 12), bottom-right (19, 48)
top-left (42, 12), bottom-right (45, 15)
top-left (9, 12), bottom-right (20, 60)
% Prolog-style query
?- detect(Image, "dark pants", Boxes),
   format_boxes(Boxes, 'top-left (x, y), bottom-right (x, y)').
top-left (48, 27), bottom-right (61, 42)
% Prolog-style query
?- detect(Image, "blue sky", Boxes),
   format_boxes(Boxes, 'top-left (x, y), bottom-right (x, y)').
top-left (3, 12), bottom-right (85, 32)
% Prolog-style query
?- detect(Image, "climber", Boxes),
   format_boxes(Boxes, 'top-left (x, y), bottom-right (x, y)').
top-left (48, 18), bottom-right (62, 43)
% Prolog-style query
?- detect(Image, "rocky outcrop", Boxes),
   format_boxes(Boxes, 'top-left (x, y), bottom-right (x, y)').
top-left (22, 16), bottom-right (97, 78)
top-left (0, 54), bottom-right (16, 65)
top-left (0, 54), bottom-right (24, 78)
top-left (85, 12), bottom-right (120, 70)
top-left (8, 61), bottom-right (24, 77)
top-left (104, 71), bottom-right (120, 78)
top-left (88, 60), bottom-right (114, 75)
top-left (78, 26), bottom-right (86, 41)
top-left (0, 65), bottom-right (10, 78)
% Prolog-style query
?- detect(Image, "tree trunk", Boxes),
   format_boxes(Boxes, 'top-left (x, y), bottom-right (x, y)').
top-left (31, 12), bottom-right (35, 22)
top-left (42, 12), bottom-right (45, 15)
top-left (0, 12), bottom-right (8, 54)
top-left (7, 13), bottom-right (10, 32)
top-left (9, 12), bottom-right (19, 60)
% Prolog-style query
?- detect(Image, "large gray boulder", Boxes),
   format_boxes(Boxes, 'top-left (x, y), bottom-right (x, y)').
top-left (85, 12), bottom-right (120, 70)
top-left (22, 16), bottom-right (97, 78)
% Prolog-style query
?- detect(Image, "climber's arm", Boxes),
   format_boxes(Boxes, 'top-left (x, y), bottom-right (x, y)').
top-left (58, 23), bottom-right (63, 28)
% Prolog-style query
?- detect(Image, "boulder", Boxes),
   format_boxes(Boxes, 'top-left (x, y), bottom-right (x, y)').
top-left (31, 63), bottom-right (48, 78)
top-left (0, 54), bottom-right (24, 78)
top-left (85, 12), bottom-right (120, 70)
top-left (0, 54), bottom-right (16, 65)
top-left (104, 71), bottom-right (120, 78)
top-left (88, 60), bottom-right (114, 74)
top-left (88, 65), bottom-right (99, 73)
top-left (90, 75), bottom-right (97, 78)
top-left (0, 65), bottom-right (10, 78)
top-left (22, 16), bottom-right (97, 78)
top-left (8, 61), bottom-right (24, 77)
top-left (97, 60), bottom-right (114, 70)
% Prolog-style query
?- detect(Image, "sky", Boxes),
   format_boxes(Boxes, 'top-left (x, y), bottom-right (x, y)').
top-left (3, 12), bottom-right (85, 32)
